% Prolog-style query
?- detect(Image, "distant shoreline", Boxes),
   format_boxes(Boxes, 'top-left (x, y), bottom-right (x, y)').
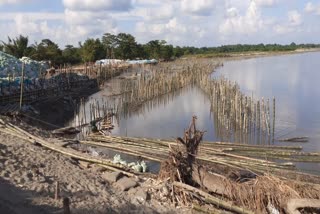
top-left (185, 48), bottom-right (320, 61)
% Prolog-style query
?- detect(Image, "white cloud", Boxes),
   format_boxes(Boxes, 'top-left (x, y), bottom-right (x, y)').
top-left (64, 9), bottom-right (118, 40)
top-left (0, 13), bottom-right (67, 46)
top-left (63, 0), bottom-right (133, 11)
top-left (304, 2), bottom-right (320, 15)
top-left (0, 12), bottom-right (65, 42)
top-left (146, 5), bottom-right (174, 21)
top-left (0, 9), bottom-right (117, 47)
top-left (60, 0), bottom-right (124, 44)
top-left (0, 12), bottom-right (64, 21)
top-left (0, 0), bottom-right (32, 5)
top-left (219, 1), bottom-right (263, 36)
top-left (135, 17), bottom-right (186, 36)
top-left (181, 0), bottom-right (216, 16)
top-left (254, 0), bottom-right (278, 7)
top-left (64, 9), bottom-right (112, 25)
top-left (288, 10), bottom-right (302, 26)
top-left (134, 16), bottom-right (211, 46)
top-left (132, 4), bottom-right (174, 22)
top-left (274, 10), bottom-right (303, 35)
top-left (274, 24), bottom-right (293, 34)
top-left (59, 0), bottom-right (126, 43)
top-left (304, 2), bottom-right (314, 13)
top-left (226, 7), bottom-right (238, 18)
top-left (14, 14), bottom-right (39, 35)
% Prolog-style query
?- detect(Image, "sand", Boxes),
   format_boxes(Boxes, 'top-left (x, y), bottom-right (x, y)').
top-left (0, 126), bottom-right (190, 214)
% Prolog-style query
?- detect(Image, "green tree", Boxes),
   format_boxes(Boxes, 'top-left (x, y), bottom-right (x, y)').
top-left (159, 41), bottom-right (173, 60)
top-left (134, 44), bottom-right (147, 59)
top-left (80, 38), bottom-right (105, 62)
top-left (2, 35), bottom-right (31, 58)
top-left (115, 33), bottom-right (139, 59)
top-left (144, 40), bottom-right (161, 59)
top-left (173, 46), bottom-right (184, 58)
top-left (29, 39), bottom-right (62, 65)
top-left (62, 45), bottom-right (82, 65)
top-left (102, 33), bottom-right (118, 58)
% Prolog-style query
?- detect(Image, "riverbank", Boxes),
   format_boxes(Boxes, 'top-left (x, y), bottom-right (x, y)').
top-left (1, 115), bottom-right (319, 214)
top-left (186, 47), bottom-right (320, 61)
top-left (0, 117), bottom-right (190, 214)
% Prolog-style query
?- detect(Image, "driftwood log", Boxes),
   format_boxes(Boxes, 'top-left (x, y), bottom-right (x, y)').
top-left (52, 126), bottom-right (80, 135)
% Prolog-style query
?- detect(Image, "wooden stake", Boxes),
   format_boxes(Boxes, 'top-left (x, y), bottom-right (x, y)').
top-left (272, 97), bottom-right (276, 143)
top-left (55, 181), bottom-right (60, 200)
top-left (19, 63), bottom-right (25, 109)
top-left (63, 197), bottom-right (71, 214)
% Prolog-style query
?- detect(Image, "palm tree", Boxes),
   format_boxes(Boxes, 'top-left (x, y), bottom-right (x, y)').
top-left (2, 35), bottom-right (30, 58)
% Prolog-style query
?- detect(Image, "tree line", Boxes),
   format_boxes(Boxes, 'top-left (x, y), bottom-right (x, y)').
top-left (1, 33), bottom-right (319, 66)
top-left (0, 33), bottom-right (177, 65)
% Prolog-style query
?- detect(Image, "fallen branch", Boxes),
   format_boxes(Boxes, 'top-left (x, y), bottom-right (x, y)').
top-left (0, 122), bottom-right (136, 175)
top-left (278, 136), bottom-right (309, 143)
top-left (173, 181), bottom-right (254, 214)
top-left (286, 199), bottom-right (320, 214)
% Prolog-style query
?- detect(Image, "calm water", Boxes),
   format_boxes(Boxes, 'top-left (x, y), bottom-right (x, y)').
top-left (68, 52), bottom-right (320, 173)
top-left (112, 87), bottom-right (217, 141)
top-left (214, 52), bottom-right (320, 154)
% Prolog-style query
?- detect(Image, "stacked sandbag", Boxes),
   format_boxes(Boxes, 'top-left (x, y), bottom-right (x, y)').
top-left (0, 51), bottom-right (21, 77)
top-left (127, 59), bottom-right (158, 65)
top-left (0, 51), bottom-right (49, 78)
top-left (95, 59), bottom-right (124, 66)
top-left (20, 56), bottom-right (49, 78)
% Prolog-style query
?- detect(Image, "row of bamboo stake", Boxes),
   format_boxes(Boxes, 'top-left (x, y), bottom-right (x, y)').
top-left (116, 62), bottom-right (218, 116)
top-left (112, 59), bottom-right (275, 144)
top-left (68, 64), bottom-right (148, 135)
top-left (199, 76), bottom-right (275, 145)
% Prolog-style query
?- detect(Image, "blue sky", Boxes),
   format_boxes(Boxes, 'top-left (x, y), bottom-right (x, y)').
top-left (0, 0), bottom-right (320, 48)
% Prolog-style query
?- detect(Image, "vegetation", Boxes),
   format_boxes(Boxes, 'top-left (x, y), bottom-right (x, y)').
top-left (29, 39), bottom-right (63, 65)
top-left (79, 38), bottom-right (105, 63)
top-left (2, 35), bottom-right (32, 58)
top-left (1, 33), bottom-right (320, 66)
top-left (181, 42), bottom-right (320, 56)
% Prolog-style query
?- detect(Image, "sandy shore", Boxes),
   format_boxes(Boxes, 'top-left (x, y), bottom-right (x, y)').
top-left (186, 48), bottom-right (320, 62)
top-left (0, 119), bottom-right (190, 214)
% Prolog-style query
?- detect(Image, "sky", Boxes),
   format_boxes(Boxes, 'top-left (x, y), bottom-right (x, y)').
top-left (0, 0), bottom-right (320, 48)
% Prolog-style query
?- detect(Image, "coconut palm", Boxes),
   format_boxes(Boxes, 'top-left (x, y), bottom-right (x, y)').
top-left (2, 35), bottom-right (30, 58)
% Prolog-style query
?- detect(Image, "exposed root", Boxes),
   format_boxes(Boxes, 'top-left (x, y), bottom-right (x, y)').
top-left (159, 116), bottom-right (204, 185)
top-left (158, 116), bottom-right (320, 213)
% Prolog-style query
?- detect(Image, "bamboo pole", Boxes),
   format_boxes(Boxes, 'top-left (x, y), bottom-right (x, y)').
top-left (2, 123), bottom-right (133, 172)
top-left (272, 97), bottom-right (276, 143)
top-left (19, 62), bottom-right (25, 109)
top-left (173, 182), bottom-right (254, 214)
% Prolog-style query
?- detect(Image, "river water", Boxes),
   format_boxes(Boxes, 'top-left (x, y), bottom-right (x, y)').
top-left (67, 52), bottom-right (320, 173)
top-left (214, 52), bottom-right (320, 153)
top-left (212, 52), bottom-right (320, 173)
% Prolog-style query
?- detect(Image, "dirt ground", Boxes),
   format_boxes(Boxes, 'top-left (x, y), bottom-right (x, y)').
top-left (0, 128), bottom-right (191, 214)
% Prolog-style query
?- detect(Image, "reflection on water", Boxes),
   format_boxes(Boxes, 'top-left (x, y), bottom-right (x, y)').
top-left (112, 87), bottom-right (218, 141)
top-left (68, 53), bottom-right (320, 173)
top-left (215, 52), bottom-right (320, 155)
